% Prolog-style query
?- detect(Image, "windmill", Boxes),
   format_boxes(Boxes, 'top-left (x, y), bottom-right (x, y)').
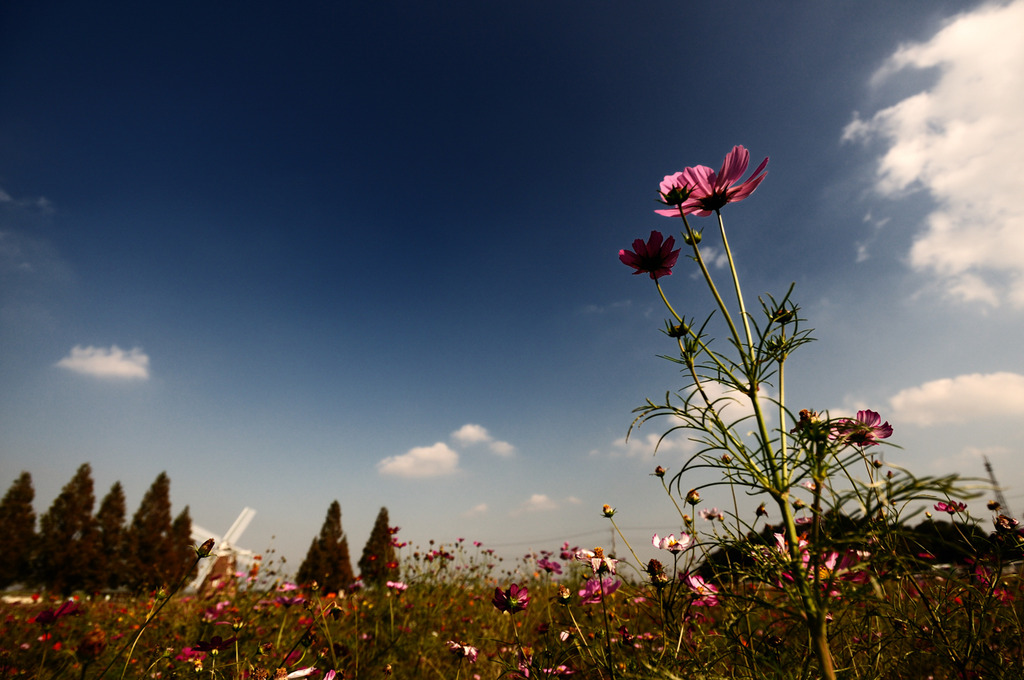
top-left (190, 507), bottom-right (257, 595)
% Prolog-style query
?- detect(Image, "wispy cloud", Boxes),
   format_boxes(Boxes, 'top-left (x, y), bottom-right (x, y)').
top-left (377, 442), bottom-right (460, 478)
top-left (450, 423), bottom-right (516, 457)
top-left (889, 372), bottom-right (1024, 427)
top-left (462, 503), bottom-right (488, 517)
top-left (511, 493), bottom-right (559, 516)
top-left (843, 0), bottom-right (1024, 306)
top-left (55, 345), bottom-right (150, 380)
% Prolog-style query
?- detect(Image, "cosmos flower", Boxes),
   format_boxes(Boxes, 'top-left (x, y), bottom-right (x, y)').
top-left (935, 501), bottom-right (967, 515)
top-left (193, 635), bottom-right (237, 653)
top-left (700, 508), bottom-right (725, 521)
top-left (537, 557), bottom-right (563, 575)
top-left (652, 533), bottom-right (692, 553)
top-left (575, 547), bottom-right (618, 575)
top-left (34, 600), bottom-right (81, 626)
top-left (492, 583), bottom-right (530, 613)
top-left (658, 146), bottom-right (768, 217)
top-left (578, 577), bottom-right (622, 605)
top-left (683, 573), bottom-right (720, 607)
top-left (446, 640), bottom-right (479, 663)
top-left (619, 231), bottom-right (681, 280)
top-left (831, 410), bottom-right (893, 447)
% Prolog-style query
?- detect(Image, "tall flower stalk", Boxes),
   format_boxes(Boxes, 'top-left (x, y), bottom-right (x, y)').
top-left (623, 146), bottom-right (833, 677)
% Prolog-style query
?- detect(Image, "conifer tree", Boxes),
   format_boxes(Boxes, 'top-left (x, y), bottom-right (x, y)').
top-left (91, 482), bottom-right (127, 591)
top-left (171, 505), bottom-right (197, 583)
top-left (125, 472), bottom-right (176, 591)
top-left (0, 471), bottom-right (37, 589)
top-left (358, 506), bottom-right (399, 587)
top-left (37, 463), bottom-right (98, 594)
top-left (297, 500), bottom-right (354, 593)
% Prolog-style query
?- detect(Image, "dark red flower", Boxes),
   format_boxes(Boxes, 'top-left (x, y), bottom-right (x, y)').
top-left (492, 583), bottom-right (529, 613)
top-left (619, 231), bottom-right (681, 280)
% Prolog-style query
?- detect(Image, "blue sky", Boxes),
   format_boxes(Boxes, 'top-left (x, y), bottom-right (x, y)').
top-left (3, 1), bottom-right (1023, 574)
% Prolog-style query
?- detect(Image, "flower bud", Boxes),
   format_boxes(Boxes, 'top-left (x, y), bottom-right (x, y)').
top-left (196, 538), bottom-right (216, 558)
top-left (685, 489), bottom-right (701, 506)
top-left (653, 465), bottom-right (666, 478)
top-left (602, 504), bottom-right (616, 518)
top-left (683, 230), bottom-right (702, 246)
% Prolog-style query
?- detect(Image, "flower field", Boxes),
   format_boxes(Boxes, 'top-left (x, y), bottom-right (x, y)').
top-left (4, 144), bottom-right (1021, 679)
top-left (4, 522), bottom-right (1024, 679)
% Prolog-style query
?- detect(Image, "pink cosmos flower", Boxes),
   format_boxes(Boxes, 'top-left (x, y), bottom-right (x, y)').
top-left (446, 640), bottom-right (479, 663)
top-left (699, 508), bottom-right (725, 522)
top-left (683, 573), bottom-right (719, 607)
top-left (665, 146), bottom-right (769, 217)
top-left (619, 231), bottom-right (681, 280)
top-left (652, 533), bottom-right (692, 553)
top-left (492, 583), bottom-right (529, 613)
top-left (831, 410), bottom-right (893, 447)
top-left (386, 580), bottom-right (408, 592)
top-left (578, 577), bottom-right (621, 605)
top-left (935, 501), bottom-right (967, 515)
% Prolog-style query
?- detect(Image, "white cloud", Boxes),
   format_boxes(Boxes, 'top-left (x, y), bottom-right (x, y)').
top-left (377, 442), bottom-right (459, 477)
top-left (55, 345), bottom-right (150, 379)
top-left (512, 493), bottom-right (559, 515)
top-left (889, 372), bottom-right (1024, 426)
top-left (462, 503), bottom-right (488, 517)
top-left (451, 423), bottom-right (491, 445)
top-left (843, 0), bottom-right (1024, 306)
top-left (450, 423), bottom-right (516, 457)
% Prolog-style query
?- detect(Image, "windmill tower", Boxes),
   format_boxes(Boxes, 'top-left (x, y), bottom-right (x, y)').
top-left (190, 507), bottom-right (257, 596)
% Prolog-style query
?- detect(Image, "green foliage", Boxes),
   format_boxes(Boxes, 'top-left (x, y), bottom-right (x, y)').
top-left (358, 506), bottom-right (398, 587)
top-left (36, 464), bottom-right (98, 596)
top-left (297, 500), bottom-right (355, 594)
top-left (0, 471), bottom-right (37, 589)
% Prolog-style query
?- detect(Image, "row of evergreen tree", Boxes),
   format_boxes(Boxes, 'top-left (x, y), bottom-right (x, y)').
top-left (0, 465), bottom-right (401, 596)
top-left (0, 464), bottom-right (195, 595)
top-left (296, 501), bottom-right (400, 593)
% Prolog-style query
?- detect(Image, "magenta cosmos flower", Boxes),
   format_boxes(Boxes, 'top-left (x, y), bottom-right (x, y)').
top-left (578, 577), bottom-right (621, 605)
top-left (656, 146), bottom-right (768, 218)
top-left (619, 231), bottom-right (681, 280)
top-left (831, 409), bottom-right (893, 447)
top-left (492, 583), bottom-right (529, 613)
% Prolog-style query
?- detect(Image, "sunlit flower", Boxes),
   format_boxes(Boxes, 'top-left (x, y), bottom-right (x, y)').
top-left (619, 231), bottom-right (681, 280)
top-left (683, 573), bottom-right (719, 607)
top-left (831, 409), bottom-right (893, 447)
top-left (652, 533), bottom-right (692, 553)
top-left (575, 547), bottom-right (618, 575)
top-left (385, 580), bottom-right (408, 592)
top-left (578, 577), bottom-right (621, 605)
top-left (662, 146), bottom-right (768, 217)
top-left (492, 583), bottom-right (529, 613)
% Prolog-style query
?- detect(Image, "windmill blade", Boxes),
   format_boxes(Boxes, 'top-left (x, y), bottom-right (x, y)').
top-left (222, 507), bottom-right (256, 547)
top-left (191, 524), bottom-right (221, 547)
